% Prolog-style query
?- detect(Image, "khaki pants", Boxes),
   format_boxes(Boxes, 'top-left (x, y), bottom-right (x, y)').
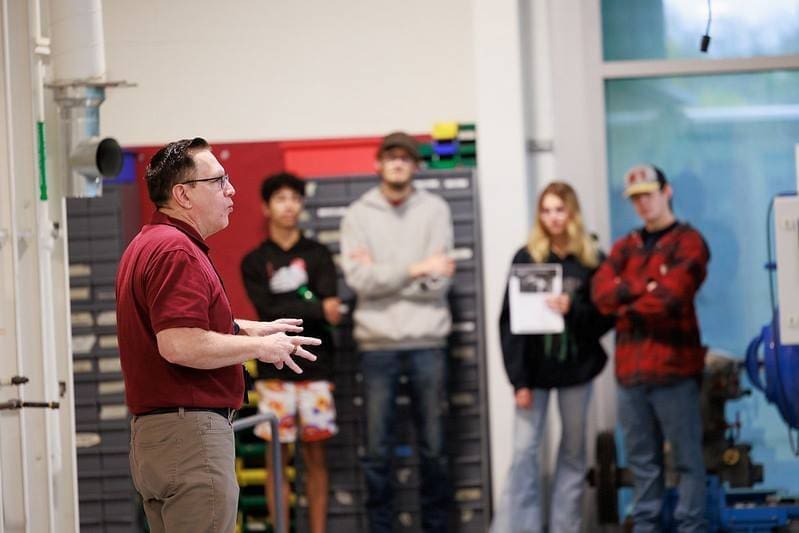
top-left (129, 409), bottom-right (238, 533)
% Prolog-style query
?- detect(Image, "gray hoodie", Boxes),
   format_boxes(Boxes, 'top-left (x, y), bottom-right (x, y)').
top-left (340, 186), bottom-right (453, 351)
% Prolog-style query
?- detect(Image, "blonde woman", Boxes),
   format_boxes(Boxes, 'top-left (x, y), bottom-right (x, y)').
top-left (492, 182), bottom-right (614, 533)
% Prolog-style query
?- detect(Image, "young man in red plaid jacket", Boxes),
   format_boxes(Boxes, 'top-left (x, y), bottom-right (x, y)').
top-left (592, 164), bottom-right (710, 533)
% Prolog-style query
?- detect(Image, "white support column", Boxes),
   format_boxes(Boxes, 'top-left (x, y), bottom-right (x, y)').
top-left (548, 0), bottom-right (610, 246)
top-left (548, 0), bottom-right (617, 480)
top-left (472, 0), bottom-right (531, 510)
top-left (36, 0), bottom-right (80, 527)
top-left (795, 144), bottom-right (799, 193)
top-left (0, 0), bottom-right (79, 531)
top-left (0, 3), bottom-right (31, 531)
top-left (521, 0), bottom-right (556, 202)
top-left (475, 0), bottom-right (617, 524)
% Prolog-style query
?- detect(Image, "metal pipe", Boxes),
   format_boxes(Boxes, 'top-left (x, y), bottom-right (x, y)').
top-left (52, 84), bottom-right (106, 197)
top-left (232, 412), bottom-right (285, 533)
top-left (49, 0), bottom-right (124, 198)
top-left (1, 0), bottom-right (34, 528)
top-left (29, 0), bottom-right (62, 495)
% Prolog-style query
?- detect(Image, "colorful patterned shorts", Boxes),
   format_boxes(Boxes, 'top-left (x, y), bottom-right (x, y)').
top-left (254, 380), bottom-right (338, 443)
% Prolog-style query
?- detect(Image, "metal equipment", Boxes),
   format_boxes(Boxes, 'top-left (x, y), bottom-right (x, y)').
top-left (232, 412), bottom-right (285, 533)
top-left (589, 351), bottom-right (771, 531)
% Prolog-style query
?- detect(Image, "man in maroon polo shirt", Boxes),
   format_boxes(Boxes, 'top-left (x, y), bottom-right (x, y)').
top-left (116, 137), bottom-right (321, 533)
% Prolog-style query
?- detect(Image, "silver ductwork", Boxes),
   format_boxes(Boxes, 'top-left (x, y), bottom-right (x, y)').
top-left (52, 84), bottom-right (122, 197)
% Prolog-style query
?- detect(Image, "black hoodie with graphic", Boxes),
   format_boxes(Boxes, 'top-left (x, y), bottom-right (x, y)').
top-left (241, 236), bottom-right (337, 382)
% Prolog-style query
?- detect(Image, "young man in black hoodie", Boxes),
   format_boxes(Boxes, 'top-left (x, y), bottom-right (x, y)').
top-left (241, 172), bottom-right (341, 533)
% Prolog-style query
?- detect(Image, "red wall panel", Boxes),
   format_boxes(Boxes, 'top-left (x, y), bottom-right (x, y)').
top-left (129, 134), bottom-right (426, 321)
top-left (280, 137), bottom-right (382, 176)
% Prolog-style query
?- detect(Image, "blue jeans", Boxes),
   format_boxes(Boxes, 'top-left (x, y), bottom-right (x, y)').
top-left (360, 348), bottom-right (450, 533)
top-left (491, 383), bottom-right (592, 533)
top-left (618, 379), bottom-right (706, 533)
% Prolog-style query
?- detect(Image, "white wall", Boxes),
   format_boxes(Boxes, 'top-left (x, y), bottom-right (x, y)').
top-left (471, 0), bottom-right (531, 513)
top-left (1, 0), bottom-right (80, 529)
top-left (100, 0), bottom-right (477, 144)
top-left (98, 0), bottom-right (542, 518)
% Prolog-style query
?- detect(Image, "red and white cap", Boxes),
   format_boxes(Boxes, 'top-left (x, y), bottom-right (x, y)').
top-left (623, 164), bottom-right (667, 198)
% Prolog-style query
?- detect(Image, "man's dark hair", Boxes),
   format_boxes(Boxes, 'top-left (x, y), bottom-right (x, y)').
top-left (145, 137), bottom-right (210, 207)
top-left (651, 165), bottom-right (668, 190)
top-left (651, 165), bottom-right (674, 210)
top-left (261, 172), bottom-right (305, 203)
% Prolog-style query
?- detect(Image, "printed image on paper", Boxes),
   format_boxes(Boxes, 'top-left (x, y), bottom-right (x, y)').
top-left (509, 263), bottom-right (564, 334)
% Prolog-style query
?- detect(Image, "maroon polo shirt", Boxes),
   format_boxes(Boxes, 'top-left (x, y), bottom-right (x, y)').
top-left (116, 211), bottom-right (244, 414)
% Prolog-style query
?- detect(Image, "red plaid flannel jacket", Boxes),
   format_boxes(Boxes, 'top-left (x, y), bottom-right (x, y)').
top-left (591, 223), bottom-right (710, 385)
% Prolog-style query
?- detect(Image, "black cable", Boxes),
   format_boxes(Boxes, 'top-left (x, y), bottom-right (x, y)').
top-left (767, 196), bottom-right (777, 313)
top-left (700, 0), bottom-right (712, 52)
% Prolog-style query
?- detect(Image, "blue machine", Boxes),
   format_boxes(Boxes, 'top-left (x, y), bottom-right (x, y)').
top-left (702, 312), bottom-right (799, 532)
top-left (660, 476), bottom-right (799, 532)
top-left (707, 476), bottom-right (799, 532)
top-left (695, 193), bottom-right (799, 532)
top-left (746, 315), bottom-right (799, 435)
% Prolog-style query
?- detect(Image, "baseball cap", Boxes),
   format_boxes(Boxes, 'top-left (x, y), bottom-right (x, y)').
top-left (623, 164), bottom-right (667, 197)
top-left (377, 131), bottom-right (421, 162)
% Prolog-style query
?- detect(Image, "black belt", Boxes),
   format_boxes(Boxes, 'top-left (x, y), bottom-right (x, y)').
top-left (138, 407), bottom-right (236, 420)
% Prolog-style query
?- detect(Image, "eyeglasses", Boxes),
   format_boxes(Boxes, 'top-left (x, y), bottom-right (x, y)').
top-left (181, 174), bottom-right (231, 189)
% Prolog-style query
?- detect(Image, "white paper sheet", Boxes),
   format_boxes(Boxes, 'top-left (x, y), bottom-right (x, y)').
top-left (509, 263), bottom-right (564, 334)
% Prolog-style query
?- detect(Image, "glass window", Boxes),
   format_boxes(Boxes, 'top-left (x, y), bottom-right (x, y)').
top-left (603, 0), bottom-right (799, 61)
top-left (605, 70), bottom-right (799, 490)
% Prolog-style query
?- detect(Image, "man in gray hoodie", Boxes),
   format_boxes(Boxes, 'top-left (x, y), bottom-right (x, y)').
top-left (340, 131), bottom-right (455, 533)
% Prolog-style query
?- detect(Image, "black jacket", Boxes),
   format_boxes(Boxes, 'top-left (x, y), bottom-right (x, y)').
top-left (241, 236), bottom-right (337, 381)
top-left (499, 246), bottom-right (614, 390)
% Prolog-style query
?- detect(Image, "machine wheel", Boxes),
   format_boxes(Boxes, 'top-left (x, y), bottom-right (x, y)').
top-left (596, 430), bottom-right (620, 524)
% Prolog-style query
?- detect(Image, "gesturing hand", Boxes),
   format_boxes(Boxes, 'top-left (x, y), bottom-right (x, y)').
top-left (256, 332), bottom-right (321, 374)
top-left (248, 318), bottom-right (304, 336)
